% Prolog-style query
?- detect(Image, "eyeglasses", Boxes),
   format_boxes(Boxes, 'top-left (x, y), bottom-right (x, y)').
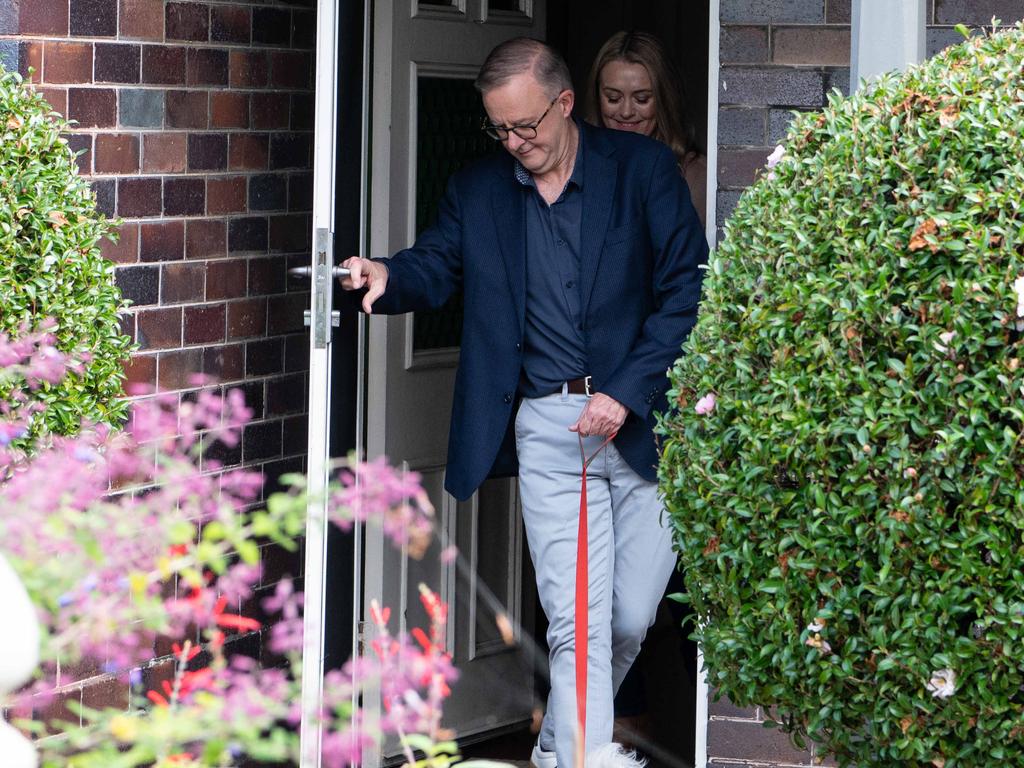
top-left (481, 97), bottom-right (559, 141)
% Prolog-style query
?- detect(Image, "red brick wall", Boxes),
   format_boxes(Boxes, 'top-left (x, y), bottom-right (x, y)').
top-left (710, 0), bottom-right (1024, 765)
top-left (0, 0), bottom-right (313, 719)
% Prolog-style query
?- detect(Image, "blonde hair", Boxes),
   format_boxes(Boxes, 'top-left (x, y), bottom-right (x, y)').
top-left (584, 31), bottom-right (698, 166)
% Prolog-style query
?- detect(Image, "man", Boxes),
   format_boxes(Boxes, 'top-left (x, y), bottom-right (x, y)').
top-left (342, 38), bottom-right (707, 768)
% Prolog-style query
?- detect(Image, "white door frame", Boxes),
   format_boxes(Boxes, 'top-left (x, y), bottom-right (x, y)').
top-left (696, 6), bottom-right (719, 765)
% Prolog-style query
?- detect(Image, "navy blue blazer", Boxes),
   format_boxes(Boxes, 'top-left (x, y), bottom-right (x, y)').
top-left (373, 121), bottom-right (708, 501)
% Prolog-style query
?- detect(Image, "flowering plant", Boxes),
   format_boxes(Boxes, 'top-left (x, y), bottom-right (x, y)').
top-left (660, 22), bottom-right (1024, 768)
top-left (0, 327), bottom-right (491, 768)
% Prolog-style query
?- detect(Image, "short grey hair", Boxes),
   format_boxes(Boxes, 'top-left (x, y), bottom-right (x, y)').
top-left (474, 37), bottom-right (572, 98)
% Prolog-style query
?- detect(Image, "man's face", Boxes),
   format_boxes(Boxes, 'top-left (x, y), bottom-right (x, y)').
top-left (482, 72), bottom-right (574, 177)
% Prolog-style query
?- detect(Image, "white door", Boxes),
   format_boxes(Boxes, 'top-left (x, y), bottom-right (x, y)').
top-left (362, 0), bottom-right (545, 762)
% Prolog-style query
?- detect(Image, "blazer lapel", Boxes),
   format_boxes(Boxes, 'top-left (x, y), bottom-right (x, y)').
top-left (579, 135), bottom-right (617, 316)
top-left (491, 170), bottom-right (526, 335)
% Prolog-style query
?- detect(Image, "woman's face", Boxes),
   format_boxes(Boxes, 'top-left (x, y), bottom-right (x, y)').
top-left (598, 60), bottom-right (656, 136)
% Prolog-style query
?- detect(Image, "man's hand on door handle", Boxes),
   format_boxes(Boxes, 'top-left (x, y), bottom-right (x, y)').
top-left (340, 257), bottom-right (389, 314)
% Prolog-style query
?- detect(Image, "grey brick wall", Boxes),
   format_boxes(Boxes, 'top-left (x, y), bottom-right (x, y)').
top-left (707, 0), bottom-right (1024, 765)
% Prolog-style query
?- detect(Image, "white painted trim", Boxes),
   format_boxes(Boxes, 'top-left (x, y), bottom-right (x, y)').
top-left (298, 0), bottom-right (341, 760)
top-left (695, 3), bottom-right (719, 767)
top-left (850, 0), bottom-right (927, 87)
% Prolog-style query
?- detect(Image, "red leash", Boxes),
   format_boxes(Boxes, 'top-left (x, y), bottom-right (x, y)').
top-left (574, 431), bottom-right (615, 768)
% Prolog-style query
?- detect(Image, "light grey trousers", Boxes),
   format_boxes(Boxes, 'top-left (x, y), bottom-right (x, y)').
top-left (515, 390), bottom-right (677, 768)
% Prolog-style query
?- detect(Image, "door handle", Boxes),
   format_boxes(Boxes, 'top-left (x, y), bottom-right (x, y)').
top-left (289, 265), bottom-right (351, 279)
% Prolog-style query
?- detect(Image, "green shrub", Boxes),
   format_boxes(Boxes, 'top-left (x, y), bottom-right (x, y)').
top-left (0, 67), bottom-right (131, 438)
top-left (659, 23), bottom-right (1024, 767)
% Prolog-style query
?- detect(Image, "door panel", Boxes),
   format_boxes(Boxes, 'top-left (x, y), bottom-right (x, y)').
top-left (362, 0), bottom-right (545, 762)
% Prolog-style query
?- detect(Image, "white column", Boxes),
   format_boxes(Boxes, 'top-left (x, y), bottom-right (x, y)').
top-left (850, 0), bottom-right (927, 87)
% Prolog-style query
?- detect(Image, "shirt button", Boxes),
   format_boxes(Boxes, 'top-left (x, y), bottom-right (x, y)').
top-left (503, 393), bottom-right (513, 404)
top-left (557, 239), bottom-right (565, 246)
top-left (565, 280), bottom-right (574, 289)
top-left (515, 342), bottom-right (522, 351)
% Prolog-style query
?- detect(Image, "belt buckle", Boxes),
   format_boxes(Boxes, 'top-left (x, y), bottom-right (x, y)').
top-left (583, 375), bottom-right (592, 397)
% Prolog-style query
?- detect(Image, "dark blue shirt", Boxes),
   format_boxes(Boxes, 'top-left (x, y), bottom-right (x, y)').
top-left (516, 130), bottom-right (588, 398)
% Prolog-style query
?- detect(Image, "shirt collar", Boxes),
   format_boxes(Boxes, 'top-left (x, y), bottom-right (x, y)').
top-left (513, 118), bottom-right (585, 191)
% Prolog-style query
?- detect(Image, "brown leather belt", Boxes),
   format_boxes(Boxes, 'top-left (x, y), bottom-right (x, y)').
top-left (565, 376), bottom-right (593, 397)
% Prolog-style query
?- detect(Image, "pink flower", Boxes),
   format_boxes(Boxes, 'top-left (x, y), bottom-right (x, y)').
top-left (694, 393), bottom-right (717, 415)
top-left (765, 145), bottom-right (785, 180)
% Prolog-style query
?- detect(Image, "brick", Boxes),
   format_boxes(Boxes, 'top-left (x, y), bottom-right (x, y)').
top-left (136, 307), bottom-right (182, 350)
top-left (718, 107), bottom-right (766, 146)
top-left (246, 338), bottom-right (283, 376)
top-left (166, 2), bottom-right (208, 41)
top-left (184, 304), bottom-right (226, 344)
top-left (95, 133), bottom-right (140, 173)
top-left (81, 677), bottom-right (130, 712)
top-left (773, 26), bottom-right (849, 66)
top-left (157, 348), bottom-right (204, 391)
top-left (165, 89), bottom-right (208, 128)
top-left (717, 190), bottom-right (743, 225)
top-left (143, 132), bottom-right (186, 172)
top-left (928, 27), bottom-right (968, 58)
top-left (65, 132), bottom-right (92, 172)
top-left (228, 133), bottom-right (268, 170)
top-left (252, 7), bottom-right (290, 45)
top-left (249, 174), bottom-right (287, 211)
top-left (101, 222), bottom-right (139, 264)
top-left (186, 218), bottom-right (227, 258)
top-left (68, 88), bottom-right (116, 127)
top-left (114, 264), bottom-right (159, 305)
top-left (186, 47), bottom-right (228, 86)
top-left (229, 217), bottom-right (268, 253)
top-left (119, 0), bottom-right (163, 40)
top-left (268, 51), bottom-right (309, 88)
top-left (267, 292), bottom-right (305, 334)
top-left (269, 374), bottom-right (304, 415)
top-left (140, 220), bottom-right (185, 261)
top-left (248, 255), bottom-right (286, 295)
top-left (211, 91), bottom-right (248, 128)
top-left (202, 343), bottom-right (244, 381)
top-left (227, 297), bottom-right (267, 338)
top-left (117, 177), bottom-right (162, 217)
top-left (719, 67), bottom-right (825, 106)
top-left (826, 0), bottom-right (850, 23)
top-left (935, 0), bottom-right (1024, 24)
top-left (229, 50), bottom-right (268, 88)
top-left (269, 213), bottom-right (308, 253)
top-left (768, 107), bottom-right (805, 143)
top-left (210, 4), bottom-right (250, 43)
top-left (20, 0), bottom-right (69, 35)
top-left (92, 179), bottom-right (115, 216)
top-left (709, 691), bottom-right (760, 719)
top-left (17, 41), bottom-right (43, 83)
top-left (718, 147), bottom-right (772, 188)
top-left (207, 260), bottom-right (246, 300)
top-left (163, 176), bottom-right (205, 215)
top-left (206, 175), bottom-right (247, 214)
top-left (70, 0), bottom-right (117, 36)
top-left (269, 134), bottom-right (309, 169)
top-left (37, 86), bottom-right (67, 114)
top-left (720, 25), bottom-right (769, 64)
top-left (95, 43), bottom-right (140, 83)
top-left (291, 10), bottom-right (314, 48)
top-left (43, 42), bottom-right (93, 84)
top-left (243, 420), bottom-right (282, 462)
top-left (290, 93), bottom-right (314, 131)
top-left (123, 353), bottom-right (156, 390)
top-left (707, 718), bottom-right (811, 764)
top-left (826, 67), bottom-right (850, 97)
top-left (251, 92), bottom-right (288, 129)
top-left (282, 413), bottom-right (307, 451)
top-left (119, 88), bottom-right (163, 127)
top-left (288, 173), bottom-right (313, 211)
top-left (284, 333), bottom-right (308, 372)
top-left (142, 47), bottom-right (186, 85)
top-left (188, 133), bottom-right (227, 171)
top-left (721, 0), bottom-right (824, 23)
top-left (161, 261), bottom-right (206, 302)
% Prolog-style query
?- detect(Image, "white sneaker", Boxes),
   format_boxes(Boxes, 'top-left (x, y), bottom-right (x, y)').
top-left (530, 740), bottom-right (557, 768)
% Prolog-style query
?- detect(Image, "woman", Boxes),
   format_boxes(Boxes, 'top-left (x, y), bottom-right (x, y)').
top-left (585, 30), bottom-right (705, 756)
top-left (584, 31), bottom-right (707, 229)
